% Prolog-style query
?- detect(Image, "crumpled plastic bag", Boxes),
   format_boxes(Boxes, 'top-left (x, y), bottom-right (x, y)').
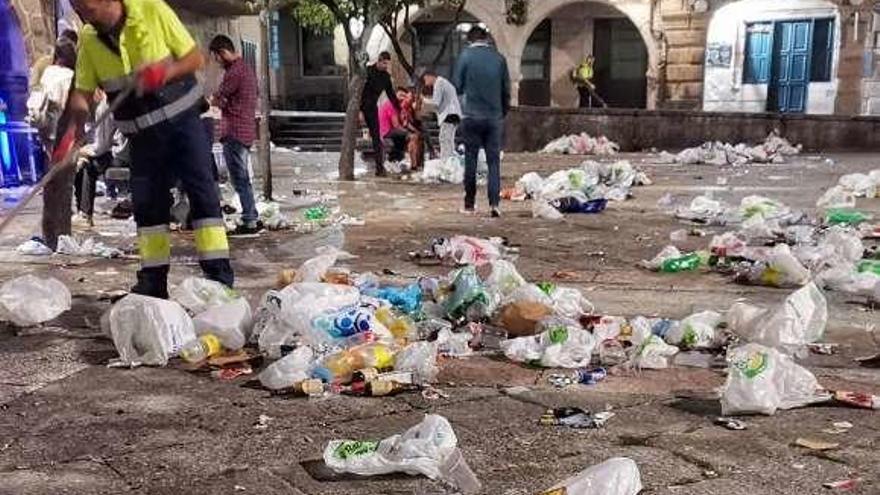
top-left (674, 194), bottom-right (728, 223)
top-left (640, 245), bottom-right (681, 270)
top-left (628, 334), bottom-right (679, 369)
top-left (394, 341), bottom-right (440, 384)
top-left (838, 172), bottom-right (878, 198)
top-left (419, 156), bottom-right (464, 184)
top-left (444, 266), bottom-right (490, 320)
top-left (727, 282), bottom-right (827, 355)
top-left (721, 343), bottom-right (829, 416)
top-left (484, 260), bottom-right (527, 305)
top-left (540, 133), bottom-right (619, 156)
top-left (15, 238), bottom-right (52, 256)
top-left (515, 172), bottom-right (544, 198)
top-left (541, 457), bottom-right (643, 495)
top-left (170, 277), bottom-right (239, 315)
top-left (0, 275), bottom-right (71, 326)
top-left (257, 200), bottom-right (291, 230)
top-left (533, 200), bottom-right (565, 220)
top-left (549, 286), bottom-right (595, 319)
top-left (55, 235), bottom-right (123, 258)
top-left (252, 283), bottom-right (361, 357)
top-left (258, 346), bottom-right (315, 390)
top-left (434, 236), bottom-right (503, 267)
top-left (106, 294), bottom-right (196, 367)
top-left (665, 310), bottom-right (721, 349)
top-left (323, 414), bottom-right (481, 494)
top-left (739, 244), bottom-right (811, 288)
top-left (816, 185), bottom-right (857, 210)
top-left (502, 317), bottom-right (595, 368)
top-left (294, 246), bottom-right (354, 283)
top-left (192, 297), bottom-right (252, 351)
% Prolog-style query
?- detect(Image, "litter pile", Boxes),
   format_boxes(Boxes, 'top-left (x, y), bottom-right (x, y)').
top-left (507, 160), bottom-right (651, 219)
top-left (414, 150), bottom-right (499, 185)
top-left (660, 132), bottom-right (802, 166)
top-left (541, 133), bottom-right (620, 156)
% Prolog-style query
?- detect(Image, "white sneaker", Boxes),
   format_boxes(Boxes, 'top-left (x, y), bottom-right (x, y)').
top-left (459, 207), bottom-right (477, 216)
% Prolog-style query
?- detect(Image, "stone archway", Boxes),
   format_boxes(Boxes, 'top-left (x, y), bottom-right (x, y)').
top-left (509, 0), bottom-right (659, 109)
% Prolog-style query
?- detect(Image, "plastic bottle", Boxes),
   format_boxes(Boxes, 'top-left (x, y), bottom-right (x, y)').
top-left (660, 252), bottom-right (702, 273)
top-left (179, 334), bottom-right (223, 363)
top-left (347, 380), bottom-right (418, 397)
top-left (826, 208), bottom-right (872, 226)
top-left (858, 260), bottom-right (880, 276)
top-left (312, 343), bottom-right (396, 384)
top-left (375, 307), bottom-right (417, 342)
top-left (304, 205), bottom-right (329, 221)
top-left (571, 367), bottom-right (607, 385)
top-left (270, 379), bottom-right (326, 397)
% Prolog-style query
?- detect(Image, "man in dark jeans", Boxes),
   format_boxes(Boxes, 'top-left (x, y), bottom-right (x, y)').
top-left (453, 26), bottom-right (510, 218)
top-left (209, 35), bottom-right (261, 235)
top-left (361, 51), bottom-right (399, 176)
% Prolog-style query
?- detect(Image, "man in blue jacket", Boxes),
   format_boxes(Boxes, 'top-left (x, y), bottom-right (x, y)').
top-left (453, 26), bottom-right (510, 218)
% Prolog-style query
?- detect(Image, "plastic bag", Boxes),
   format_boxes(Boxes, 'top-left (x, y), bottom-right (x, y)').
top-left (721, 343), bottom-right (828, 416)
top-left (665, 311), bottom-right (721, 349)
top-left (502, 317), bottom-right (595, 368)
top-left (419, 156), bottom-right (464, 184)
top-left (323, 414), bottom-right (481, 494)
top-left (107, 294), bottom-right (196, 367)
top-left (444, 266), bottom-right (489, 320)
top-left (254, 283), bottom-right (361, 356)
top-left (0, 275), bottom-right (71, 326)
top-left (550, 286), bottom-right (595, 319)
top-left (484, 260), bottom-right (527, 304)
top-left (515, 172), bottom-right (545, 198)
top-left (170, 277), bottom-right (239, 315)
top-left (294, 247), bottom-right (352, 283)
top-left (497, 300), bottom-right (553, 337)
top-left (192, 297), bottom-right (252, 350)
top-left (628, 334), bottom-right (679, 369)
top-left (434, 236), bottom-right (502, 266)
top-left (540, 457), bottom-right (643, 495)
top-left (259, 346), bottom-right (315, 390)
top-left (640, 245), bottom-right (681, 270)
top-left (816, 185), bottom-right (856, 210)
top-left (532, 200), bottom-right (565, 220)
top-left (727, 283), bottom-right (827, 355)
top-left (16, 237), bottom-right (52, 256)
top-left (740, 244), bottom-right (811, 288)
top-left (838, 173), bottom-right (878, 198)
top-left (437, 328), bottom-right (474, 358)
top-left (366, 284), bottom-right (422, 314)
top-left (394, 341), bottom-right (440, 384)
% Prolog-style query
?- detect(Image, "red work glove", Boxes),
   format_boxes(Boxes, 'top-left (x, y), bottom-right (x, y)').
top-left (137, 62), bottom-right (169, 95)
top-left (50, 127), bottom-right (76, 166)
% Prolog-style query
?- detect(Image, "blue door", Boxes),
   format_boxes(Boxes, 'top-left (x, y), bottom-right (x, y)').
top-left (769, 21), bottom-right (813, 113)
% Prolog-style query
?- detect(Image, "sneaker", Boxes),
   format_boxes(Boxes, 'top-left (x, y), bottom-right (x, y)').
top-left (490, 207), bottom-right (501, 218)
top-left (459, 207), bottom-right (476, 216)
top-left (228, 221), bottom-right (265, 236)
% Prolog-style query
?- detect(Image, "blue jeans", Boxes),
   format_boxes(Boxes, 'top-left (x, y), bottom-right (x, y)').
top-left (222, 138), bottom-right (258, 225)
top-left (462, 117), bottom-right (503, 210)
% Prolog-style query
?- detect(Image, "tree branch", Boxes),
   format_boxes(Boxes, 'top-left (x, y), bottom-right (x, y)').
top-left (430, 0), bottom-right (466, 68)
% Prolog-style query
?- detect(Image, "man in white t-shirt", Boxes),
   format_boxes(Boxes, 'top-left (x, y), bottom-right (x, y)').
top-left (420, 70), bottom-right (462, 160)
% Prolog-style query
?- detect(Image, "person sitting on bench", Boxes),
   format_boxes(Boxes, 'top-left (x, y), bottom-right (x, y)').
top-left (378, 87), bottom-right (422, 167)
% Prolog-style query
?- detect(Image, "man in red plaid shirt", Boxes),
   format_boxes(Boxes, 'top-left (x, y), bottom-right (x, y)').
top-left (209, 35), bottom-right (261, 235)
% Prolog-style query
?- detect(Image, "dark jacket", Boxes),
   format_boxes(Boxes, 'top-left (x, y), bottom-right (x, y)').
top-left (453, 42), bottom-right (510, 120)
top-left (361, 65), bottom-right (399, 111)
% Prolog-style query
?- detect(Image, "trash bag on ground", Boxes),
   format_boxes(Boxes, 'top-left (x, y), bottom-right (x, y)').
top-left (502, 317), bottom-right (596, 368)
top-left (394, 341), bottom-right (440, 384)
top-left (484, 260), bottom-right (527, 304)
top-left (497, 300), bottom-right (553, 337)
top-left (192, 297), bottom-right (253, 351)
top-left (540, 133), bottom-right (619, 156)
top-left (444, 266), bottom-right (490, 320)
top-left (294, 246), bottom-right (353, 283)
top-left (323, 414), bottom-right (481, 494)
top-left (0, 275), bottom-right (71, 326)
top-left (55, 235), bottom-right (123, 258)
top-left (258, 346), bottom-right (315, 390)
top-left (816, 186), bottom-right (857, 210)
top-left (549, 286), bottom-right (595, 319)
top-left (365, 284), bottom-right (422, 314)
top-left (737, 244), bottom-right (811, 288)
top-left (419, 156), bottom-right (464, 184)
top-left (539, 457), bottom-right (643, 495)
top-left (628, 334), bottom-right (679, 369)
top-left (533, 200), bottom-right (565, 220)
top-left (170, 277), bottom-right (239, 315)
top-left (16, 237), bottom-right (52, 256)
top-left (253, 283), bottom-right (361, 356)
top-left (107, 294), bottom-right (196, 367)
top-left (515, 172), bottom-right (544, 199)
top-left (665, 310), bottom-right (721, 349)
top-left (721, 343), bottom-right (829, 416)
top-left (727, 283), bottom-right (827, 355)
top-left (433, 236), bottom-right (503, 266)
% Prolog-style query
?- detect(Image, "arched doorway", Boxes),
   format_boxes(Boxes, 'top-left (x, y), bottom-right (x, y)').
top-left (0, 0), bottom-right (35, 185)
top-left (518, 0), bottom-right (651, 109)
top-left (703, 0), bottom-right (840, 114)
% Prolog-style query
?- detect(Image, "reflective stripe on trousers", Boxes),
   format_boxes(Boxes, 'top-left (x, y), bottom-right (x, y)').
top-left (193, 218), bottom-right (229, 261)
top-left (138, 224), bottom-right (171, 267)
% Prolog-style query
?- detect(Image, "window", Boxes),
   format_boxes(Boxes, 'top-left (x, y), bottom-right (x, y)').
top-left (521, 20), bottom-right (550, 81)
top-left (744, 23), bottom-right (773, 84)
top-left (811, 18), bottom-right (834, 82)
top-left (301, 29), bottom-right (340, 76)
top-left (240, 39), bottom-right (258, 75)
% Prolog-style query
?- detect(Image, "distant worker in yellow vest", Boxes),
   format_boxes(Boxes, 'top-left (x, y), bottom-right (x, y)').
top-left (55, 0), bottom-right (234, 298)
top-left (571, 55), bottom-right (606, 109)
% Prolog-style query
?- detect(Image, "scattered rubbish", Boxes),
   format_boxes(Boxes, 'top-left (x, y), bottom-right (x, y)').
top-left (417, 156), bottom-right (464, 184)
top-left (539, 407), bottom-right (614, 429)
top-left (822, 478), bottom-right (861, 490)
top-left (714, 417), bottom-right (747, 431)
top-left (538, 457), bottom-right (642, 495)
top-left (106, 294), bottom-right (196, 367)
top-left (795, 438), bottom-right (839, 451)
top-left (171, 277), bottom-right (240, 315)
top-left (432, 236), bottom-right (507, 267)
top-left (503, 317), bottom-right (596, 368)
top-left (548, 367), bottom-right (607, 388)
top-left (254, 414), bottom-right (274, 430)
top-left (55, 235), bottom-right (123, 258)
top-left (823, 421), bottom-right (854, 435)
top-left (0, 275), bottom-right (71, 326)
top-left (323, 414), bottom-right (481, 494)
top-left (721, 343), bottom-right (830, 416)
top-left (15, 237), bottom-right (52, 256)
top-left (663, 132), bottom-right (801, 166)
top-left (727, 283), bottom-right (826, 355)
top-left (833, 390), bottom-right (880, 410)
top-left (808, 343), bottom-right (839, 355)
top-left (541, 132), bottom-right (619, 156)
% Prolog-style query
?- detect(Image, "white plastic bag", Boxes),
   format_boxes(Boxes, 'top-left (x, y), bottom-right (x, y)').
top-left (515, 172), bottom-right (545, 198)
top-left (258, 346), bottom-right (315, 390)
top-left (107, 294), bottom-right (196, 367)
top-left (628, 334), bottom-right (679, 369)
top-left (502, 317), bottom-right (595, 368)
top-left (394, 341), bottom-right (440, 384)
top-left (550, 286), bottom-right (595, 319)
top-left (665, 311), bottom-right (721, 349)
top-left (434, 236), bottom-right (503, 266)
top-left (0, 275), bottom-right (71, 326)
top-left (721, 343), bottom-right (828, 416)
top-left (640, 245), bottom-right (681, 271)
top-left (192, 297), bottom-right (252, 350)
top-left (540, 457), bottom-right (642, 495)
top-left (727, 283), bottom-right (827, 355)
top-left (293, 246), bottom-right (353, 283)
top-left (532, 200), bottom-right (564, 220)
top-left (324, 414), bottom-right (481, 494)
top-left (816, 185), bottom-right (856, 210)
top-left (484, 260), bottom-right (527, 304)
top-left (170, 277), bottom-right (238, 314)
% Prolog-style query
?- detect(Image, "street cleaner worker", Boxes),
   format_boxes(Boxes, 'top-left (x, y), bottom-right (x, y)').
top-left (55, 0), bottom-right (234, 298)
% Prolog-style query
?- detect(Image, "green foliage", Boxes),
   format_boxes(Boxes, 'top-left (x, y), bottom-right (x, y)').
top-left (290, 1), bottom-right (338, 34)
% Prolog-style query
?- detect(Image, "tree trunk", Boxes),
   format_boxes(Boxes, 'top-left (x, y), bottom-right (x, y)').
top-left (339, 69), bottom-right (364, 181)
top-left (258, 8), bottom-right (273, 200)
